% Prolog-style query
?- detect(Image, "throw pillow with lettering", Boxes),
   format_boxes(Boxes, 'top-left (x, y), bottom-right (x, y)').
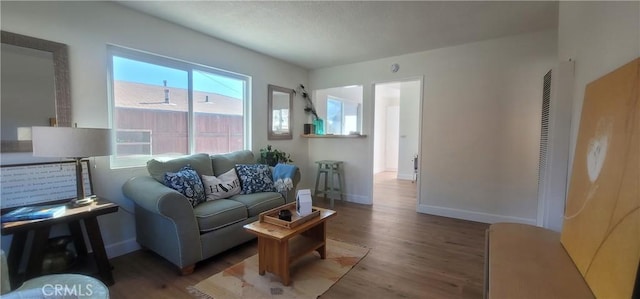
top-left (201, 168), bottom-right (241, 201)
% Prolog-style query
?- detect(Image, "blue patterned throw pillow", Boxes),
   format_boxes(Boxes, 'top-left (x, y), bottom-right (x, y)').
top-left (235, 164), bottom-right (277, 194)
top-left (164, 164), bottom-right (206, 207)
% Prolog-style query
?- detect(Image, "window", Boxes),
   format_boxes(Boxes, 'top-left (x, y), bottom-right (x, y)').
top-left (343, 101), bottom-right (359, 134)
top-left (272, 108), bottom-right (289, 133)
top-left (108, 46), bottom-right (251, 168)
top-left (326, 97), bottom-right (360, 135)
top-left (314, 85), bottom-right (363, 135)
top-left (326, 98), bottom-right (343, 134)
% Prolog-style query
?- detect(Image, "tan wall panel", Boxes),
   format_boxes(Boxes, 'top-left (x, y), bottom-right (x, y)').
top-left (561, 58), bottom-right (639, 298)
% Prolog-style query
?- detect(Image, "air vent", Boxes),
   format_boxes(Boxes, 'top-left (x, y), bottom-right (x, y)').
top-left (536, 61), bottom-right (574, 231)
top-left (538, 70), bottom-right (552, 188)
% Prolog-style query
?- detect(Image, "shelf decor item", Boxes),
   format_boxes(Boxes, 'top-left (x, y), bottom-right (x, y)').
top-left (296, 189), bottom-right (313, 216)
top-left (313, 118), bottom-right (324, 135)
top-left (303, 123), bottom-right (315, 135)
top-left (259, 202), bottom-right (320, 229)
top-left (278, 209), bottom-right (292, 221)
top-left (296, 84), bottom-right (320, 135)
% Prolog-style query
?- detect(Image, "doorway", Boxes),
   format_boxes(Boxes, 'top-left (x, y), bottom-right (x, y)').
top-left (372, 79), bottom-right (422, 206)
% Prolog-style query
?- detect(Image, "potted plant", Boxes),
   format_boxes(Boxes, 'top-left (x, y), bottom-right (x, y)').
top-left (258, 145), bottom-right (293, 166)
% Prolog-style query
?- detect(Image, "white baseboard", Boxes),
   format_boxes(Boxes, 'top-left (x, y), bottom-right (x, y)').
top-left (344, 194), bottom-right (371, 205)
top-left (105, 238), bottom-right (140, 258)
top-left (416, 204), bottom-right (537, 225)
top-left (314, 192), bottom-right (372, 205)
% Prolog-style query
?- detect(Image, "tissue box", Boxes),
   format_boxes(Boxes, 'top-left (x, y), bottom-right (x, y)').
top-left (296, 189), bottom-right (313, 216)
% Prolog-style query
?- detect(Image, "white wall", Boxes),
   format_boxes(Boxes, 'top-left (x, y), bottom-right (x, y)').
top-left (0, 1), bottom-right (309, 257)
top-left (558, 1), bottom-right (640, 182)
top-left (397, 80), bottom-right (421, 180)
top-left (310, 30), bottom-right (557, 224)
top-left (418, 31), bottom-right (557, 224)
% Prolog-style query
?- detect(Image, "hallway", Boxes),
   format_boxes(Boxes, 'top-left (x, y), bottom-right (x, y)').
top-left (373, 171), bottom-right (417, 210)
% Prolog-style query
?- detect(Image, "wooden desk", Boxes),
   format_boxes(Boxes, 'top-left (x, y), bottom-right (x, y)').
top-left (1, 198), bottom-right (118, 288)
top-left (244, 207), bottom-right (336, 286)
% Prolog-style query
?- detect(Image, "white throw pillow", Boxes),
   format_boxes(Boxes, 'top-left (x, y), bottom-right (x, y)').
top-left (201, 169), bottom-right (241, 201)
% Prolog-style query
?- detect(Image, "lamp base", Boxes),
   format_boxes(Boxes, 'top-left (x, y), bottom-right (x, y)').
top-left (71, 196), bottom-right (95, 207)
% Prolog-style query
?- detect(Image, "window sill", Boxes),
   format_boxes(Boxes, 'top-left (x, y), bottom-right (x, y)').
top-left (301, 134), bottom-right (367, 138)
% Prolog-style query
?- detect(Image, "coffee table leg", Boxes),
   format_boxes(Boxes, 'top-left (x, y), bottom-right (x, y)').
top-left (318, 222), bottom-right (327, 259)
top-left (280, 240), bottom-right (290, 286)
top-left (258, 237), bottom-right (266, 275)
top-left (258, 237), bottom-right (291, 285)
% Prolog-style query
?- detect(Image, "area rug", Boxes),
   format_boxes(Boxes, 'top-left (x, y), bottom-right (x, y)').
top-left (188, 239), bottom-right (369, 299)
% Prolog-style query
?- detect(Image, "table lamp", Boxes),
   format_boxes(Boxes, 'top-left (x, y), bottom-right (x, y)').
top-left (31, 126), bottom-right (112, 205)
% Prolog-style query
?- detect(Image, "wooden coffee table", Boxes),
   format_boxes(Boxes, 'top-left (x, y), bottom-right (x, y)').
top-left (243, 206), bottom-right (336, 286)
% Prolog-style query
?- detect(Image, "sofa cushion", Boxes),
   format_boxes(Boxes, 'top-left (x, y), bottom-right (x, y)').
top-left (210, 150), bottom-right (255, 176)
top-left (148, 153), bottom-right (213, 183)
top-left (163, 165), bottom-right (206, 207)
top-left (229, 192), bottom-right (285, 217)
top-left (235, 164), bottom-right (277, 194)
top-left (193, 199), bottom-right (248, 232)
top-left (201, 169), bottom-right (241, 201)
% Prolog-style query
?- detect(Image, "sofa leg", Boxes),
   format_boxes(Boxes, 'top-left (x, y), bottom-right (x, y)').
top-left (180, 264), bottom-right (195, 275)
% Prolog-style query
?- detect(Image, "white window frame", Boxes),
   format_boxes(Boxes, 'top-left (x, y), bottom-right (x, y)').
top-left (107, 45), bottom-right (251, 169)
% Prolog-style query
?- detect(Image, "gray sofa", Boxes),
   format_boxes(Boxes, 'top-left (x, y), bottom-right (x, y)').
top-left (122, 150), bottom-right (299, 274)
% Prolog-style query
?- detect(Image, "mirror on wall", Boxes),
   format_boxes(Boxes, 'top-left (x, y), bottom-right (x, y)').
top-left (0, 31), bottom-right (71, 153)
top-left (267, 84), bottom-right (294, 140)
top-left (313, 85), bottom-right (363, 135)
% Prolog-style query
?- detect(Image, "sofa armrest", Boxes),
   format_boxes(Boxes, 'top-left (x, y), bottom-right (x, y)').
top-left (122, 176), bottom-right (202, 270)
top-left (122, 176), bottom-right (197, 223)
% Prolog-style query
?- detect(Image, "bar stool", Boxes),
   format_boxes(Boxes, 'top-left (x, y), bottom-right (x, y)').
top-left (314, 160), bottom-right (344, 207)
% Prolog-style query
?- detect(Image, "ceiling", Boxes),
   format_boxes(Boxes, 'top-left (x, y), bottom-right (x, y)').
top-left (115, 1), bottom-right (558, 70)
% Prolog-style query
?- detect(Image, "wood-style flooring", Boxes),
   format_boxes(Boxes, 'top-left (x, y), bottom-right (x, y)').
top-left (107, 172), bottom-right (489, 298)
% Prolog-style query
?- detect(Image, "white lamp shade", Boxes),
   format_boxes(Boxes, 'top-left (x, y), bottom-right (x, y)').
top-left (32, 126), bottom-right (112, 158)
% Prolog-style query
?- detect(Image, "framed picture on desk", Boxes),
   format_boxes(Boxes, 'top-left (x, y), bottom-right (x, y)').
top-left (0, 160), bottom-right (93, 211)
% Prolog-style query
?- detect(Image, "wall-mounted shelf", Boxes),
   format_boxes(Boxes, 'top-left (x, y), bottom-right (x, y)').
top-left (301, 134), bottom-right (367, 138)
